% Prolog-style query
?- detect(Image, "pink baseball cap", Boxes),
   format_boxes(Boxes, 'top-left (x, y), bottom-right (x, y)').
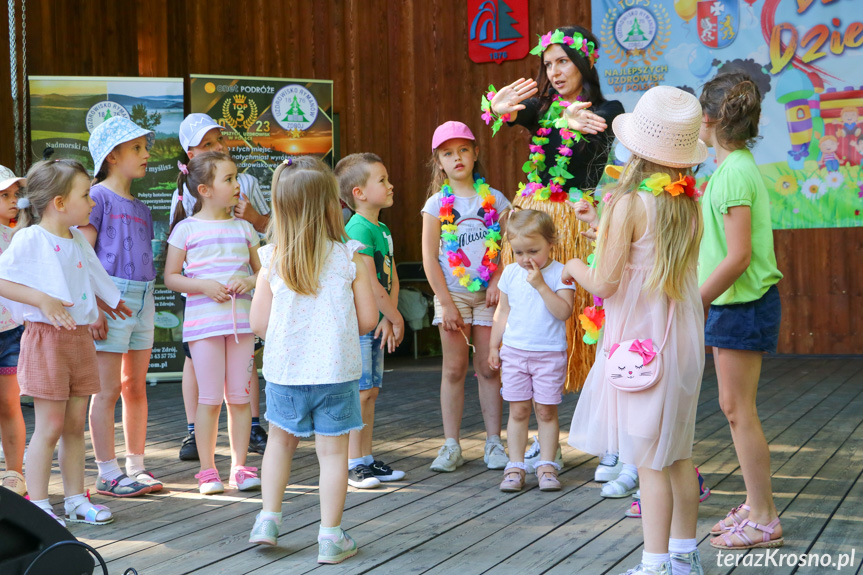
top-left (432, 121), bottom-right (476, 151)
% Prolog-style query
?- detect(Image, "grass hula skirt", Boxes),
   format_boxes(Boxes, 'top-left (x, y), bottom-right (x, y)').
top-left (502, 195), bottom-right (595, 392)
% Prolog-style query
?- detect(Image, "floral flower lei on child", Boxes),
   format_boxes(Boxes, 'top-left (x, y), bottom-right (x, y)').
top-left (577, 171), bottom-right (700, 344)
top-left (438, 176), bottom-right (502, 293)
top-left (481, 29), bottom-right (599, 205)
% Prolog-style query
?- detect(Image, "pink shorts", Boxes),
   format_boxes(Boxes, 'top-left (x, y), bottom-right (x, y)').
top-left (499, 345), bottom-right (567, 405)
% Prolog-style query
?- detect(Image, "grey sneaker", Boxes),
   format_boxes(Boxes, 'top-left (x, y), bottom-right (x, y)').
top-left (671, 550), bottom-right (704, 575)
top-left (430, 442), bottom-right (464, 472)
top-left (249, 513), bottom-right (279, 546)
top-left (524, 435), bottom-right (563, 473)
top-left (317, 530), bottom-right (358, 564)
top-left (484, 439), bottom-right (508, 470)
top-left (619, 562), bottom-right (672, 575)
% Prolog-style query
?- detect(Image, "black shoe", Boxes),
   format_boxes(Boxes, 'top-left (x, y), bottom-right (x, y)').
top-left (248, 425), bottom-right (268, 455)
top-left (347, 464), bottom-right (381, 489)
top-left (179, 432), bottom-right (199, 461)
top-left (369, 460), bottom-right (406, 482)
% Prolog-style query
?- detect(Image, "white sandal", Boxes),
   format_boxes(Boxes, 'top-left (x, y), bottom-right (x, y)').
top-left (601, 471), bottom-right (639, 499)
top-left (65, 492), bottom-right (114, 525)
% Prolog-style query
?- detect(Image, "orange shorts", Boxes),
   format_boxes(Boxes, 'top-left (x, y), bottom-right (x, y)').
top-left (18, 322), bottom-right (100, 400)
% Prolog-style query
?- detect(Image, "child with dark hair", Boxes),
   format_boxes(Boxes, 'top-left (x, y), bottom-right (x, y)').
top-left (699, 72), bottom-right (784, 551)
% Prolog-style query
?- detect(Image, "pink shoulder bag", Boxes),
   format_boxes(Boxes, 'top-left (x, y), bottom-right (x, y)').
top-left (605, 301), bottom-right (675, 392)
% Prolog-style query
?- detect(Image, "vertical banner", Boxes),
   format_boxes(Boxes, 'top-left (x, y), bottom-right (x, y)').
top-left (189, 75), bottom-right (335, 203)
top-left (592, 0), bottom-right (863, 229)
top-left (28, 76), bottom-right (186, 376)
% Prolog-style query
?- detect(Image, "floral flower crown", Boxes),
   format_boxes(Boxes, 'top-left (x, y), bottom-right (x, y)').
top-left (530, 29), bottom-right (598, 67)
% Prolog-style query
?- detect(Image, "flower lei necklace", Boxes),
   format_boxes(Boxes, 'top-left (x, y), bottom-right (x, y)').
top-left (639, 172), bottom-right (701, 199)
top-left (439, 177), bottom-right (501, 293)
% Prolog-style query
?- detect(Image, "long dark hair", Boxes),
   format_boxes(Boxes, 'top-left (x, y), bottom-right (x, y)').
top-left (535, 25), bottom-right (606, 116)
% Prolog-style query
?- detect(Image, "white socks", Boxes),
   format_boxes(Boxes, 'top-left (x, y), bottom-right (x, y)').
top-left (125, 453), bottom-right (145, 477)
top-left (642, 551), bottom-right (671, 570)
top-left (97, 458), bottom-right (134, 485)
top-left (669, 538), bottom-right (698, 575)
top-left (348, 455), bottom-right (375, 470)
top-left (319, 524), bottom-right (344, 542)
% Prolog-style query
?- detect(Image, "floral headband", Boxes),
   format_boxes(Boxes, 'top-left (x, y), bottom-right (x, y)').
top-left (530, 29), bottom-right (598, 67)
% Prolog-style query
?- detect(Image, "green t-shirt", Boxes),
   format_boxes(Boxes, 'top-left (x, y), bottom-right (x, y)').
top-left (698, 149), bottom-right (783, 306)
top-left (345, 213), bottom-right (393, 293)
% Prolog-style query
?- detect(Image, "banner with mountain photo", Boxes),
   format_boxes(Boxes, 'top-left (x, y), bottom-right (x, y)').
top-left (29, 76), bottom-right (187, 376)
top-left (591, 0), bottom-right (863, 229)
top-left (189, 74), bottom-right (334, 205)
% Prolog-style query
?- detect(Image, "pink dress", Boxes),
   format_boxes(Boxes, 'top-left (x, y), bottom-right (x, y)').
top-left (568, 192), bottom-right (705, 470)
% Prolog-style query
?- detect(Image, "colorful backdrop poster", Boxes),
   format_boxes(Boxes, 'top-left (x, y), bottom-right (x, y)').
top-left (189, 75), bottom-right (334, 204)
top-left (592, 0), bottom-right (863, 229)
top-left (29, 76), bottom-right (186, 376)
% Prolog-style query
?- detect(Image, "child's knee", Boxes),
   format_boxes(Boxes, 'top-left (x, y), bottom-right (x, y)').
top-left (359, 387), bottom-right (379, 404)
top-left (509, 402), bottom-right (531, 421)
top-left (535, 404), bottom-right (558, 423)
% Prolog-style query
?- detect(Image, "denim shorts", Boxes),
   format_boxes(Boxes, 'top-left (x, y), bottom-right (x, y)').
top-left (358, 332), bottom-right (384, 391)
top-left (705, 284), bottom-right (781, 353)
top-left (0, 325), bottom-right (25, 373)
top-left (94, 277), bottom-right (156, 354)
top-left (265, 380), bottom-right (364, 437)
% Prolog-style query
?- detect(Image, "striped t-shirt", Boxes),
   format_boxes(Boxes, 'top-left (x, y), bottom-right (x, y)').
top-left (167, 217), bottom-right (260, 342)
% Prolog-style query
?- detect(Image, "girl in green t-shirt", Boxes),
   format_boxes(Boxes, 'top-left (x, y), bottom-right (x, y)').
top-left (699, 72), bottom-right (784, 551)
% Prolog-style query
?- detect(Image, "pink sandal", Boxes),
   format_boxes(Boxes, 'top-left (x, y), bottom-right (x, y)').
top-left (499, 468), bottom-right (526, 492)
top-left (710, 517), bottom-right (784, 550)
top-left (625, 500), bottom-right (641, 518)
top-left (710, 503), bottom-right (749, 535)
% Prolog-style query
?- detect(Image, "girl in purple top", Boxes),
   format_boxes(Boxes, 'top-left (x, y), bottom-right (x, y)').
top-left (80, 117), bottom-right (161, 498)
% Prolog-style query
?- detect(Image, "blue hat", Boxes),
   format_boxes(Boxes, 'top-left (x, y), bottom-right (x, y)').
top-left (88, 117), bottom-right (155, 177)
top-left (179, 113), bottom-right (225, 153)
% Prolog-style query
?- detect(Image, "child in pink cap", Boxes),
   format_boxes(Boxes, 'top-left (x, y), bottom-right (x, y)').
top-left (421, 121), bottom-right (511, 472)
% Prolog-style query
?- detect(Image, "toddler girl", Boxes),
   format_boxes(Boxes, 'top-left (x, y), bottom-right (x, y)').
top-left (164, 151), bottom-right (261, 495)
top-left (247, 158), bottom-right (377, 564)
top-left (0, 159), bottom-right (131, 525)
top-left (421, 121), bottom-right (511, 472)
top-left (488, 209), bottom-right (574, 492)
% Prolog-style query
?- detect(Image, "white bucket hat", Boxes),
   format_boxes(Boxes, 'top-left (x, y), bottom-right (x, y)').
top-left (88, 116), bottom-right (155, 177)
top-left (0, 164), bottom-right (25, 191)
top-left (612, 86), bottom-right (708, 168)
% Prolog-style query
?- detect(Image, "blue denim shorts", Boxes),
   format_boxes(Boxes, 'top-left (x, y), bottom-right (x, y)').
top-left (358, 332), bottom-right (384, 391)
top-left (705, 284), bottom-right (781, 353)
top-left (94, 277), bottom-right (156, 354)
top-left (265, 380), bottom-right (364, 437)
top-left (0, 325), bottom-right (25, 372)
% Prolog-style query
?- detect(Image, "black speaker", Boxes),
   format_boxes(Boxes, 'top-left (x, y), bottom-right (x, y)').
top-left (0, 486), bottom-right (95, 575)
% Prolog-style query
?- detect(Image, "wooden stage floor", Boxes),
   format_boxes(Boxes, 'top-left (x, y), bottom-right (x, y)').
top-left (25, 355), bottom-right (863, 574)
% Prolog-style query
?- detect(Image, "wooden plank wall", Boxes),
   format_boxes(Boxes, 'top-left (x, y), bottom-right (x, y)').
top-left (1, 0), bottom-right (860, 354)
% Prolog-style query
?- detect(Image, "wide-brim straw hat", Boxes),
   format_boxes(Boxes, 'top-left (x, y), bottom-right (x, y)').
top-left (612, 86), bottom-right (708, 169)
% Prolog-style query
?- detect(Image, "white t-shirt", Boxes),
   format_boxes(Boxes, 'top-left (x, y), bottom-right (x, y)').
top-left (421, 187), bottom-right (510, 293)
top-left (170, 173), bottom-right (269, 239)
top-left (259, 240), bottom-right (363, 386)
top-left (0, 224), bottom-right (18, 332)
top-left (497, 260), bottom-right (574, 352)
top-left (0, 226), bottom-right (121, 326)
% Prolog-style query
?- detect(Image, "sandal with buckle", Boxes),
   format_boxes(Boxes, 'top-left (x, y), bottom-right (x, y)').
top-left (710, 517), bottom-right (784, 550)
top-left (65, 491), bottom-right (114, 525)
top-left (0, 470), bottom-right (27, 496)
top-left (499, 466), bottom-right (526, 492)
top-left (96, 474), bottom-right (151, 497)
top-left (536, 462), bottom-right (561, 492)
top-left (710, 503), bottom-right (749, 535)
top-left (625, 500), bottom-right (642, 518)
top-left (134, 470), bottom-right (163, 492)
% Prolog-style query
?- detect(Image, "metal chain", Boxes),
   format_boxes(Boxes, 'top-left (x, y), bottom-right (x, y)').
top-left (7, 0), bottom-right (21, 174)
top-left (21, 0), bottom-right (28, 169)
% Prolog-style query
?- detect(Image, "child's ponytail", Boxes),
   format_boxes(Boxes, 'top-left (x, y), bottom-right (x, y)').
top-left (15, 159), bottom-right (90, 235)
top-left (169, 153), bottom-right (230, 234)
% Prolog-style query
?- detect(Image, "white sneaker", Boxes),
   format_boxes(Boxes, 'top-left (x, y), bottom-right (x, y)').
top-left (523, 435), bottom-right (563, 473)
top-left (484, 439), bottom-right (508, 470)
top-left (430, 441), bottom-right (464, 472)
top-left (595, 452), bottom-right (623, 482)
top-left (229, 466), bottom-right (262, 491)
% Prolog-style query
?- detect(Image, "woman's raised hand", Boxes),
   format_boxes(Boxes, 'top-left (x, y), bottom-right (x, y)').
top-left (491, 78), bottom-right (538, 116)
top-left (565, 101), bottom-right (608, 135)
